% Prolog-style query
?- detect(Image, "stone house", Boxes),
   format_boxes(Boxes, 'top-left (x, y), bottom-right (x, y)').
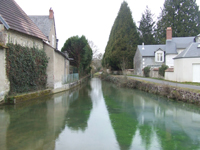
top-left (29, 9), bottom-right (70, 89)
top-left (0, 0), bottom-right (69, 102)
top-left (134, 27), bottom-right (195, 77)
top-left (0, 0), bottom-right (47, 102)
top-left (29, 8), bottom-right (58, 49)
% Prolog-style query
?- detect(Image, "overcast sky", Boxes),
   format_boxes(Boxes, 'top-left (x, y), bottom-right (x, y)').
top-left (15, 0), bottom-right (200, 54)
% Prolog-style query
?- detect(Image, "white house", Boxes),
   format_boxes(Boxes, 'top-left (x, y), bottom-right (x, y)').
top-left (165, 35), bottom-right (200, 82)
top-left (134, 27), bottom-right (196, 77)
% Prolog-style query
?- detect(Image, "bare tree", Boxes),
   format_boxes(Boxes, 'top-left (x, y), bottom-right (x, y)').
top-left (89, 41), bottom-right (103, 72)
top-left (89, 41), bottom-right (99, 59)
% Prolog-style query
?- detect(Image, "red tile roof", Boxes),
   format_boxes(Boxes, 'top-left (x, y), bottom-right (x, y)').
top-left (153, 68), bottom-right (159, 71)
top-left (0, 0), bottom-right (47, 41)
top-left (165, 68), bottom-right (174, 72)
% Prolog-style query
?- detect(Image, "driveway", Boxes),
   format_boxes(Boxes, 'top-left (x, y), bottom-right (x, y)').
top-left (127, 76), bottom-right (200, 91)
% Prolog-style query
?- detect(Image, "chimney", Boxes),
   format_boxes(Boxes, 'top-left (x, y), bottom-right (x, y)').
top-left (142, 43), bottom-right (144, 50)
top-left (49, 8), bottom-right (54, 19)
top-left (166, 27), bottom-right (172, 40)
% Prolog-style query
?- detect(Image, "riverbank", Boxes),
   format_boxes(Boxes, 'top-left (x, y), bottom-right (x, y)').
top-left (103, 75), bottom-right (200, 105)
top-left (1, 75), bottom-right (90, 105)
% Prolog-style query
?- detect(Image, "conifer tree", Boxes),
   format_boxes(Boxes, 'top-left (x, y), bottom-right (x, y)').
top-left (138, 6), bottom-right (156, 45)
top-left (156, 0), bottom-right (200, 44)
top-left (102, 1), bottom-right (139, 70)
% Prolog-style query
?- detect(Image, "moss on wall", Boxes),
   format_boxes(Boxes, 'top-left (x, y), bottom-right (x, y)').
top-left (6, 89), bottom-right (52, 104)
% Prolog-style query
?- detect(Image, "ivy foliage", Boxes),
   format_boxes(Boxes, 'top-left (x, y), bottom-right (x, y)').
top-left (6, 43), bottom-right (48, 94)
top-left (144, 66), bottom-right (150, 77)
top-left (159, 64), bottom-right (169, 77)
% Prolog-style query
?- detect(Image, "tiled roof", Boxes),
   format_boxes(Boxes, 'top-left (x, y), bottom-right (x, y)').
top-left (174, 43), bottom-right (200, 59)
top-left (138, 37), bottom-right (195, 57)
top-left (0, 0), bottom-right (47, 41)
top-left (29, 16), bottom-right (54, 39)
top-left (138, 45), bottom-right (166, 56)
top-left (153, 68), bottom-right (159, 71)
top-left (172, 37), bottom-right (195, 49)
top-left (165, 68), bottom-right (174, 72)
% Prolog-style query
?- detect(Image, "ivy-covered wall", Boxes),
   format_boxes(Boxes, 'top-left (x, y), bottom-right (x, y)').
top-left (6, 43), bottom-right (49, 94)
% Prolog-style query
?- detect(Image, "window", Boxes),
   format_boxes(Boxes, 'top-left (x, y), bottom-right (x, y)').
top-left (155, 51), bottom-right (164, 62)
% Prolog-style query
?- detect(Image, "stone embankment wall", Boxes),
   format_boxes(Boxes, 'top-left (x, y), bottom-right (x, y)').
top-left (3, 75), bottom-right (90, 105)
top-left (104, 75), bottom-right (200, 104)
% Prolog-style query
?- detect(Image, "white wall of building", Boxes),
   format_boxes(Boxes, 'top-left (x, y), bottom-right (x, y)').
top-left (165, 54), bottom-right (177, 68)
top-left (165, 58), bottom-right (200, 82)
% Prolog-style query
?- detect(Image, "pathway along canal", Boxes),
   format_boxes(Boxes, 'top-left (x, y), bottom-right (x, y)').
top-left (0, 78), bottom-right (200, 150)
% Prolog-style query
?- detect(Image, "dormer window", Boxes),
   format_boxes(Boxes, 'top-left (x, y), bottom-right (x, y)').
top-left (156, 53), bottom-right (163, 62)
top-left (155, 49), bottom-right (164, 62)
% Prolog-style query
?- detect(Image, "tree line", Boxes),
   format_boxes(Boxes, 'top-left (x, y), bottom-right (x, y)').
top-left (102, 0), bottom-right (200, 70)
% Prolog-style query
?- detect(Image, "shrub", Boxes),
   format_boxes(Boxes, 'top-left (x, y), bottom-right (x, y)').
top-left (6, 43), bottom-right (49, 94)
top-left (144, 66), bottom-right (150, 77)
top-left (159, 64), bottom-right (169, 77)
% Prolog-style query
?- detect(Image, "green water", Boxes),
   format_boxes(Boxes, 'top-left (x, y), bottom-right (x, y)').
top-left (0, 78), bottom-right (200, 150)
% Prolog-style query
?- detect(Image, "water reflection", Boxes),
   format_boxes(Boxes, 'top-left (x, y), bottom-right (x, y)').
top-left (65, 83), bottom-right (92, 131)
top-left (55, 78), bottom-right (119, 150)
top-left (102, 81), bottom-right (200, 150)
top-left (0, 78), bottom-right (200, 150)
top-left (0, 91), bottom-right (70, 150)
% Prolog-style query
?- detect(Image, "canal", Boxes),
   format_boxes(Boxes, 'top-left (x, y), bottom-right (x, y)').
top-left (0, 78), bottom-right (200, 150)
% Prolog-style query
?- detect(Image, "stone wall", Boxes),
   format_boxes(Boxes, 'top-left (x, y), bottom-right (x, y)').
top-left (104, 76), bottom-right (200, 104)
top-left (54, 50), bottom-right (66, 89)
top-left (44, 43), bottom-right (69, 89)
top-left (0, 25), bottom-right (44, 102)
top-left (5, 29), bottom-right (43, 49)
top-left (44, 43), bottom-right (55, 88)
top-left (134, 48), bottom-right (143, 76)
top-left (49, 20), bottom-right (56, 49)
top-left (0, 48), bottom-right (9, 102)
top-left (149, 68), bottom-right (164, 79)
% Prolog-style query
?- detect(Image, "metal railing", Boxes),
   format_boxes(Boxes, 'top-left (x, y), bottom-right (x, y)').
top-left (63, 73), bottom-right (79, 84)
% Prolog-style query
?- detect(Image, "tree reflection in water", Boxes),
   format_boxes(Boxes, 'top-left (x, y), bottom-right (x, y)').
top-left (66, 83), bottom-right (92, 131)
top-left (102, 81), bottom-right (200, 150)
top-left (1, 79), bottom-right (200, 150)
top-left (102, 82), bottom-right (138, 150)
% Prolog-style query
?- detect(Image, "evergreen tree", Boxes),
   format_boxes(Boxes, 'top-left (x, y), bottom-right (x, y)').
top-left (102, 1), bottom-right (139, 70)
top-left (156, 0), bottom-right (200, 43)
top-left (61, 35), bottom-right (92, 77)
top-left (138, 6), bottom-right (156, 45)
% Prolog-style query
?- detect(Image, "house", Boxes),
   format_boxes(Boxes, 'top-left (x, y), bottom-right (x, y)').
top-left (29, 8), bottom-right (58, 49)
top-left (134, 27), bottom-right (195, 77)
top-left (29, 8), bottom-right (70, 89)
top-left (165, 35), bottom-right (200, 82)
top-left (0, 0), bottom-right (69, 102)
top-left (0, 0), bottom-right (47, 102)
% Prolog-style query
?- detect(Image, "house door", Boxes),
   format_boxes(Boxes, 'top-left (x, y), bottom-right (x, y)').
top-left (193, 64), bottom-right (200, 82)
